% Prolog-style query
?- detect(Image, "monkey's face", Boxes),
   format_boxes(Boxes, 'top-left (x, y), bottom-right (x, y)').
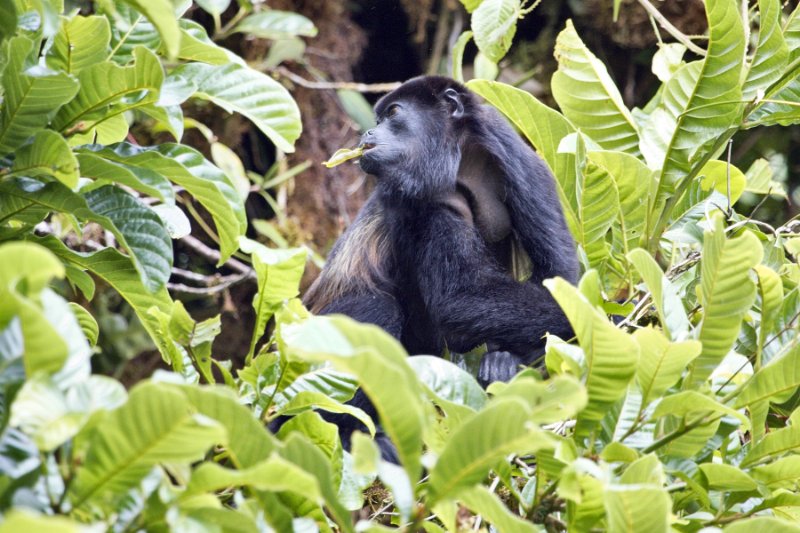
top-left (359, 97), bottom-right (461, 200)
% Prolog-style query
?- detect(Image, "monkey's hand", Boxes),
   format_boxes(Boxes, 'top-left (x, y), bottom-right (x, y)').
top-left (478, 350), bottom-right (529, 387)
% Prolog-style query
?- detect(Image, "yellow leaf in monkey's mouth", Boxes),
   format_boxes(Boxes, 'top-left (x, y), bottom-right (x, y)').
top-left (322, 146), bottom-right (364, 168)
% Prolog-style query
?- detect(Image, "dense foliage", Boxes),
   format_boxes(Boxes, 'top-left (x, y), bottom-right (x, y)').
top-left (1, 0), bottom-right (800, 531)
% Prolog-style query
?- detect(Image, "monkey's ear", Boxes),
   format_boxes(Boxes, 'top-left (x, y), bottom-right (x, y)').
top-left (444, 88), bottom-right (464, 118)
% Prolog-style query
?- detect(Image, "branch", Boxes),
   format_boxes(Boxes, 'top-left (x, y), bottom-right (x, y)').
top-left (636, 0), bottom-right (707, 57)
top-left (272, 66), bottom-right (401, 93)
top-left (179, 235), bottom-right (253, 277)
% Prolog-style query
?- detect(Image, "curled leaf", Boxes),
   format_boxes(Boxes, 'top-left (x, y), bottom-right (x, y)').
top-left (322, 146), bottom-right (363, 168)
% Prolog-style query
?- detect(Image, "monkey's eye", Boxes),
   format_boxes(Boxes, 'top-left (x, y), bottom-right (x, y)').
top-left (386, 104), bottom-right (401, 118)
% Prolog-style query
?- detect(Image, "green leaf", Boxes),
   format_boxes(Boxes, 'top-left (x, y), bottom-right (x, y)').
top-left (29, 235), bottom-right (174, 361)
top-left (742, 0), bottom-right (788, 100)
top-left (46, 15), bottom-right (111, 74)
top-left (78, 142), bottom-right (246, 264)
top-left (427, 397), bottom-right (553, 501)
top-left (83, 185), bottom-right (173, 292)
top-left (282, 316), bottom-right (426, 484)
top-left (102, 5), bottom-right (161, 64)
top-left (119, 0), bottom-right (180, 59)
top-left (471, 0), bottom-right (519, 63)
top-left (545, 275), bottom-right (639, 437)
top-left (627, 248), bottom-right (690, 338)
top-left (0, 2), bottom-right (17, 42)
top-left (754, 264), bottom-right (783, 368)
top-left (633, 327), bottom-right (701, 407)
top-left (698, 159), bottom-right (746, 205)
top-left (52, 47), bottom-right (163, 134)
top-left (466, 80), bottom-right (579, 233)
top-left (742, 411), bottom-right (800, 467)
top-left (277, 391), bottom-right (376, 437)
top-left (234, 10), bottom-right (318, 39)
top-left (184, 455), bottom-right (322, 500)
top-left (751, 455), bottom-right (800, 490)
top-left (76, 152), bottom-right (174, 203)
top-left (195, 0), bottom-right (230, 17)
top-left (68, 302), bottom-right (98, 347)
top-left (0, 510), bottom-right (82, 533)
top-left (177, 19), bottom-right (229, 65)
top-left (698, 463), bottom-right (758, 491)
top-left (735, 345), bottom-right (800, 408)
top-left (69, 382), bottom-right (225, 510)
top-left (0, 36), bottom-right (78, 155)
top-left (654, 0), bottom-right (745, 201)
top-left (490, 374), bottom-right (587, 424)
top-left (407, 355), bottom-right (487, 412)
top-left (240, 238), bottom-right (306, 361)
top-left (173, 61), bottom-right (301, 153)
top-left (552, 20), bottom-right (640, 155)
top-left (604, 485), bottom-right (671, 533)
top-left (687, 218), bottom-right (762, 385)
top-left (744, 158), bottom-right (787, 197)
top-left (723, 517), bottom-right (800, 532)
top-left (451, 31), bottom-right (473, 82)
top-left (652, 390), bottom-right (749, 429)
top-left (11, 130), bottom-right (79, 188)
top-left (0, 242), bottom-right (66, 375)
top-left (457, 485), bottom-right (539, 533)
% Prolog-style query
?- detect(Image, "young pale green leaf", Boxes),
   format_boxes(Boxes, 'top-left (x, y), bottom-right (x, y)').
top-left (619, 454), bottom-right (663, 485)
top-left (68, 303), bottom-right (98, 347)
top-left (277, 391), bottom-right (376, 437)
top-left (282, 316), bottom-right (425, 484)
top-left (427, 397), bottom-right (554, 501)
top-left (744, 158), bottom-right (787, 197)
top-left (78, 142), bottom-right (246, 264)
top-left (698, 160), bottom-right (746, 205)
top-left (173, 61), bottom-right (301, 153)
top-left (0, 243), bottom-right (67, 375)
top-left (723, 517), bottom-right (800, 532)
top-left (627, 248), bottom-right (690, 338)
top-left (735, 345), bottom-right (800, 408)
top-left (575, 152), bottom-right (619, 261)
top-left (654, 0), bottom-right (745, 201)
top-left (52, 47), bottom-right (163, 134)
top-left (652, 43), bottom-right (686, 82)
top-left (69, 382), bottom-right (225, 511)
top-left (467, 80), bottom-right (579, 232)
top-left (489, 374), bottom-right (587, 424)
top-left (604, 485), bottom-right (671, 533)
top-left (30, 235), bottom-right (174, 361)
top-left (471, 0), bottom-right (519, 63)
top-left (84, 185), bottom-right (173, 292)
top-left (742, 414), bottom-right (800, 467)
top-left (451, 30), bottom-right (473, 82)
top-left (751, 455), bottom-right (800, 490)
top-left (552, 20), bottom-right (640, 155)
top-left (177, 20), bottom-right (229, 65)
top-left (234, 10), bottom-right (318, 39)
top-left (687, 218), bottom-right (762, 386)
top-left (240, 238), bottom-right (307, 361)
top-left (588, 151), bottom-right (652, 253)
top-left (742, 0), bottom-right (788, 100)
top-left (651, 390), bottom-right (749, 429)
top-left (11, 130), bottom-right (78, 188)
top-left (457, 485), bottom-right (539, 533)
top-left (46, 15), bottom-right (111, 74)
top-left (698, 463), bottom-right (758, 491)
top-left (119, 0), bottom-right (180, 59)
top-left (633, 327), bottom-right (701, 407)
top-left (0, 36), bottom-right (78, 155)
top-left (545, 276), bottom-right (639, 437)
top-left (754, 264), bottom-right (783, 368)
top-left (195, 0), bottom-right (231, 17)
top-left (0, 510), bottom-right (82, 533)
top-left (184, 456), bottom-right (322, 501)
top-left (407, 355), bottom-right (487, 411)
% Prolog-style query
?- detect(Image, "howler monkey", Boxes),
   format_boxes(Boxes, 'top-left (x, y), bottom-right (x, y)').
top-left (304, 76), bottom-right (578, 458)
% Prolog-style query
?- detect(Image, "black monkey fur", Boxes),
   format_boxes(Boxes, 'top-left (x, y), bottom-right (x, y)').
top-left (301, 76), bottom-right (578, 461)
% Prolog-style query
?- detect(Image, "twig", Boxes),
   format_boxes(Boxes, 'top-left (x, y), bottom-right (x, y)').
top-left (179, 235), bottom-right (253, 276)
top-left (167, 272), bottom-right (251, 295)
top-left (273, 66), bottom-right (401, 93)
top-left (636, 0), bottom-right (707, 57)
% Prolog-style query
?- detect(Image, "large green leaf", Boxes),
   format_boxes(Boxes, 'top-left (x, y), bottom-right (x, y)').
top-left (172, 61), bottom-right (301, 153)
top-left (78, 142), bottom-right (246, 264)
top-left (735, 344), bottom-right (800, 408)
top-left (177, 19), bottom-right (229, 64)
top-left (604, 485), bottom-right (670, 533)
top-left (470, 0), bottom-right (519, 63)
top-left (76, 152), bottom-right (174, 203)
top-left (742, 0), bottom-right (788, 100)
top-left (545, 275), bottom-right (639, 438)
top-left (0, 36), bottom-right (78, 154)
top-left (233, 10), bottom-right (318, 39)
top-left (0, 242), bottom-right (67, 375)
top-left (466, 80), bottom-right (579, 233)
top-left (457, 485), bottom-right (540, 533)
top-left (29, 235), bottom-right (174, 359)
top-left (119, 0), bottom-right (180, 59)
top-left (69, 382), bottom-right (225, 510)
top-left (627, 248), bottom-right (689, 338)
top-left (46, 15), bottom-right (111, 75)
top-left (742, 409), bottom-right (800, 467)
top-left (427, 397), bottom-right (553, 501)
top-left (552, 20), bottom-right (640, 155)
top-left (687, 218), bottom-right (762, 385)
top-left (10, 130), bottom-right (79, 188)
top-left (282, 316), bottom-right (426, 485)
top-left (633, 327), bottom-right (701, 408)
top-left (52, 47), bottom-right (163, 134)
top-left (654, 0), bottom-right (745, 201)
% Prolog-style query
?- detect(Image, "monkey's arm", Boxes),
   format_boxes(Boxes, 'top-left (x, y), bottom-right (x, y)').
top-left (412, 207), bottom-right (572, 356)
